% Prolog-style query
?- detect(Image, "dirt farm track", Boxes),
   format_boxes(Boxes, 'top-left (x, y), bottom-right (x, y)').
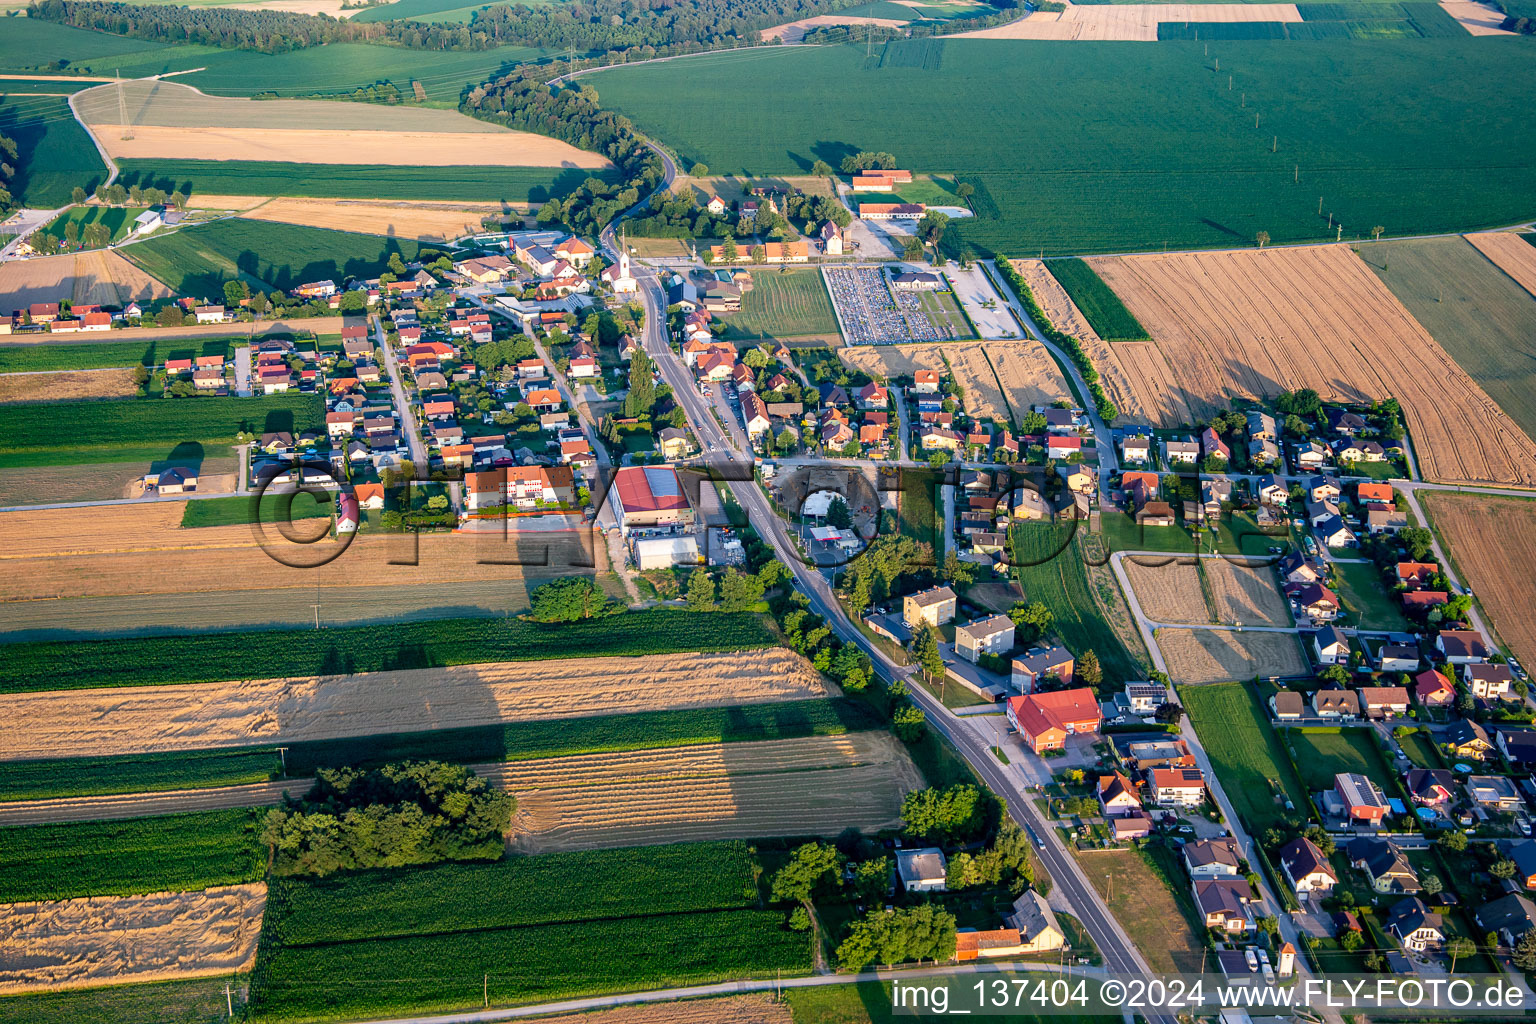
top-left (1085, 245), bottom-right (1536, 488)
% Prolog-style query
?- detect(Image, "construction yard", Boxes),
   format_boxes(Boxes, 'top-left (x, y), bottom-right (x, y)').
top-left (0, 648), bottom-right (829, 760)
top-left (1422, 491), bottom-right (1536, 670)
top-left (1084, 244), bottom-right (1536, 487)
top-left (495, 732), bottom-right (921, 853)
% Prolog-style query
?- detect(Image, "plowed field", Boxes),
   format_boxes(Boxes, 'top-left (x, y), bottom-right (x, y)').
top-left (1086, 245), bottom-right (1536, 487)
top-left (1125, 560), bottom-right (1208, 624)
top-left (956, 3), bottom-right (1301, 41)
top-left (1207, 560), bottom-right (1290, 627)
top-left (0, 249), bottom-right (172, 312)
top-left (1422, 492), bottom-right (1536, 669)
top-left (1157, 627), bottom-right (1307, 685)
top-left (944, 342), bottom-right (1011, 422)
top-left (986, 341), bottom-right (1072, 415)
top-left (0, 650), bottom-right (828, 760)
top-left (0, 369), bottom-right (137, 403)
top-left (492, 733), bottom-right (921, 853)
top-left (838, 342), bottom-right (947, 381)
top-left (0, 883), bottom-right (265, 993)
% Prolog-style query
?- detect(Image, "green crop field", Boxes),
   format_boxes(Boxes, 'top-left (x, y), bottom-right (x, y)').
top-left (0, 975), bottom-right (247, 1024)
top-left (1284, 727), bottom-right (1395, 791)
top-left (0, 748), bottom-right (281, 803)
top-left (720, 268), bottom-right (840, 340)
top-left (0, 808), bottom-right (264, 903)
top-left (0, 20), bottom-right (547, 103)
top-left (1010, 524), bottom-right (1147, 685)
top-left (1359, 236), bottom-right (1536, 445)
top-left (117, 160), bottom-right (612, 206)
top-left (0, 393), bottom-right (323, 468)
top-left (1331, 559), bottom-right (1411, 631)
top-left (37, 204), bottom-right (146, 247)
top-left (124, 220), bottom-right (426, 295)
top-left (180, 492), bottom-right (336, 529)
top-left (0, 339), bottom-right (158, 373)
top-left (1046, 258), bottom-right (1149, 341)
top-left (250, 842), bottom-right (807, 1020)
top-left (592, 38), bottom-right (1536, 256)
top-left (0, 93), bottom-right (109, 206)
top-left (0, 78), bottom-right (101, 94)
top-left (1181, 682), bottom-right (1307, 833)
top-left (0, 609), bottom-right (778, 692)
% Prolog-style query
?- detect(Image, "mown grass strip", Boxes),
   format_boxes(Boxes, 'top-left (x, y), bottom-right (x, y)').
top-left (0, 610), bottom-right (779, 692)
top-left (179, 492), bottom-right (334, 529)
top-left (0, 808), bottom-right (265, 902)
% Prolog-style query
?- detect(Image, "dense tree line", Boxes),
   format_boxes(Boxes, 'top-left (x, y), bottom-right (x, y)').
top-left (469, 0), bottom-right (867, 52)
top-left (29, 0), bottom-right (495, 53)
top-left (464, 76), bottom-right (663, 233)
top-left (262, 761), bottom-right (514, 877)
top-left (0, 131), bottom-right (16, 212)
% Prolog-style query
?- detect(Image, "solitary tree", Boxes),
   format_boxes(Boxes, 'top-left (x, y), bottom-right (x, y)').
top-left (690, 162), bottom-right (709, 177)
top-left (1372, 225), bottom-right (1385, 241)
top-left (1421, 873), bottom-right (1444, 897)
top-left (912, 624), bottom-right (944, 681)
top-left (1255, 231), bottom-right (1271, 249)
top-left (1075, 650), bottom-right (1102, 687)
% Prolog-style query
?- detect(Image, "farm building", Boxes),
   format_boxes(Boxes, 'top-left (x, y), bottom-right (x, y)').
top-left (606, 466), bottom-right (695, 537)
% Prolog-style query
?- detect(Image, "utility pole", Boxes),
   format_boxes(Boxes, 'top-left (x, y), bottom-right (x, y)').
top-left (484, 974), bottom-right (489, 1009)
top-left (225, 981), bottom-right (234, 1019)
top-left (1272, 136), bottom-right (1277, 153)
top-left (1337, 224), bottom-right (1343, 243)
top-left (116, 70), bottom-right (132, 141)
top-left (311, 603), bottom-right (321, 629)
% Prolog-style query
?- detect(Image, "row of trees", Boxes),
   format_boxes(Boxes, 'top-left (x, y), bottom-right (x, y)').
top-left (469, 0), bottom-right (869, 52)
top-left (262, 761), bottom-right (513, 877)
top-left (0, 131), bottom-right (15, 212)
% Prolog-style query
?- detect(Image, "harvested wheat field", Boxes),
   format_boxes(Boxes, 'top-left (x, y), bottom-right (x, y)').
top-left (1465, 232), bottom-right (1536, 300)
top-left (763, 13), bottom-right (907, 41)
top-left (528, 995), bottom-right (790, 1024)
top-left (0, 368), bottom-right (137, 404)
top-left (1010, 259), bottom-right (1148, 422)
top-left (1422, 492), bottom-right (1536, 669)
top-left (242, 198), bottom-right (517, 242)
top-left (1157, 627), bottom-right (1307, 685)
top-left (956, 2), bottom-right (1300, 40)
top-left (495, 733), bottom-right (920, 853)
top-left (1087, 245), bottom-right (1536, 487)
top-left (945, 342), bottom-right (1011, 423)
top-left (0, 500), bottom-right (601, 601)
top-left (838, 342), bottom-right (947, 382)
top-left (1125, 559), bottom-right (1208, 625)
top-left (1439, 0), bottom-right (1517, 34)
top-left (0, 649), bottom-right (827, 760)
top-left (1206, 560), bottom-right (1290, 627)
top-left (986, 340), bottom-right (1072, 413)
top-left (0, 883), bottom-right (265, 993)
top-left (0, 249), bottom-right (171, 313)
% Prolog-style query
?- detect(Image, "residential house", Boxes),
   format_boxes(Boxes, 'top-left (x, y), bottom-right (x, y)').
top-left (1163, 439), bottom-right (1199, 464)
top-left (1404, 768), bottom-right (1456, 808)
top-left (1402, 591), bottom-right (1450, 614)
top-left (1477, 894), bottom-right (1536, 948)
top-left (1357, 482), bottom-right (1394, 509)
top-left (912, 369), bottom-right (941, 394)
top-left (895, 848), bottom-right (947, 892)
top-left (1097, 772), bottom-right (1142, 818)
top-left (1193, 879), bottom-right (1254, 934)
top-left (1007, 688), bottom-right (1101, 753)
top-left (1257, 474), bottom-right (1288, 507)
top-left (1137, 501), bottom-right (1176, 527)
top-left (902, 586), bottom-right (957, 629)
top-left (1467, 663), bottom-right (1515, 701)
top-left (1315, 515), bottom-right (1355, 549)
top-left (194, 304), bottom-right (226, 324)
top-left (1307, 497), bottom-right (1342, 527)
top-left (1312, 689), bottom-right (1360, 719)
top-left (1329, 409), bottom-right (1368, 436)
top-left (1250, 438), bottom-right (1281, 466)
top-left (1247, 410), bottom-right (1278, 440)
top-left (1379, 643), bottom-right (1420, 673)
top-left (1279, 552), bottom-right (1322, 586)
top-left (1336, 772), bottom-right (1390, 826)
top-left (1309, 476), bottom-right (1342, 502)
top-left (1006, 891), bottom-right (1066, 953)
top-left (1279, 837), bottom-right (1337, 898)
top-left (1200, 426), bottom-right (1231, 463)
top-left (857, 381), bottom-right (888, 409)
top-left (1295, 583), bottom-right (1341, 621)
top-left (1149, 767), bottom-right (1206, 808)
top-left (1314, 625), bottom-right (1350, 665)
top-left (1271, 691), bottom-right (1304, 720)
top-left (1184, 838), bottom-right (1243, 879)
top-left (1439, 630), bottom-right (1490, 664)
top-left (742, 392), bottom-right (771, 439)
top-left (1011, 645), bottom-right (1074, 692)
top-left (1366, 509), bottom-right (1408, 535)
top-left (1445, 719), bottom-right (1493, 761)
top-left (1467, 774), bottom-right (1521, 811)
top-left (1121, 435), bottom-right (1151, 463)
top-left (1124, 683), bottom-right (1168, 714)
top-left (955, 615), bottom-right (1015, 664)
top-left (1295, 441), bottom-right (1329, 469)
top-left (1046, 435), bottom-right (1081, 461)
top-left (1349, 837), bottom-right (1420, 894)
top-left (1509, 841), bottom-right (1536, 891)
top-left (1499, 730), bottom-right (1536, 767)
top-left (1414, 668), bottom-right (1457, 709)
top-left (1359, 686), bottom-right (1410, 720)
top-left (1397, 562), bottom-right (1438, 590)
top-left (1385, 897), bottom-right (1442, 952)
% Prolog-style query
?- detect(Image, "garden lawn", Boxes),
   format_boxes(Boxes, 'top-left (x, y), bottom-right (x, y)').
top-left (1082, 846), bottom-right (1205, 973)
top-left (719, 268), bottom-right (839, 340)
top-left (123, 220), bottom-right (426, 295)
top-left (180, 492), bottom-right (335, 529)
top-left (1047, 258), bottom-right (1149, 341)
top-left (1395, 727), bottom-right (1442, 770)
top-left (1284, 727), bottom-right (1396, 792)
top-left (1331, 559), bottom-right (1411, 631)
top-left (1181, 682), bottom-right (1307, 833)
top-left (249, 843), bottom-right (808, 1021)
top-left (117, 160), bottom-right (611, 206)
top-left (0, 609), bottom-right (778, 692)
top-left (0, 808), bottom-right (265, 902)
top-left (591, 38), bottom-right (1536, 256)
top-left (40, 205), bottom-right (146, 246)
top-left (0, 393), bottom-right (323, 468)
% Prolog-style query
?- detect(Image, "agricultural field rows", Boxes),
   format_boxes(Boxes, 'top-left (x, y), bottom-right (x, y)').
top-left (1046, 258), bottom-right (1148, 341)
top-left (1087, 244), bottom-right (1536, 487)
top-left (1156, 626), bottom-right (1308, 684)
top-left (0, 91), bottom-right (107, 207)
top-left (0, 646), bottom-right (823, 759)
top-left (1421, 492), bottom-right (1536, 669)
top-left (591, 39), bottom-right (1536, 256)
top-left (0, 368), bottom-right (139, 404)
top-left (0, 248), bottom-right (172, 312)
